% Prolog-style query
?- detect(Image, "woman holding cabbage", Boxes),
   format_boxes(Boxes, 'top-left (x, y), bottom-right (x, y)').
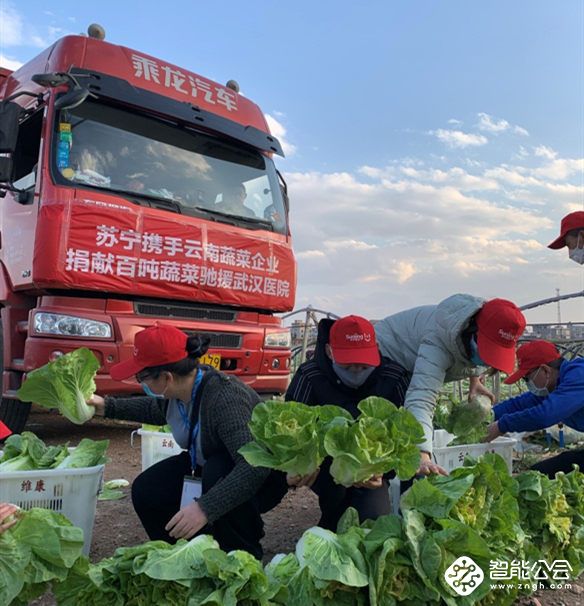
top-left (89, 322), bottom-right (286, 559)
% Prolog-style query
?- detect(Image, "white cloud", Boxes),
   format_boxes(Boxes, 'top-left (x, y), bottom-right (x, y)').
top-left (0, 53), bottom-right (23, 71)
top-left (285, 139), bottom-right (583, 322)
top-left (0, 3), bottom-right (23, 46)
top-left (476, 112), bottom-right (529, 137)
top-left (533, 158), bottom-right (584, 180)
top-left (265, 113), bottom-right (296, 157)
top-left (0, 3), bottom-right (71, 49)
top-left (432, 129), bottom-right (488, 148)
top-left (448, 118), bottom-right (463, 126)
top-left (534, 145), bottom-right (558, 160)
top-left (477, 112), bottom-right (510, 133)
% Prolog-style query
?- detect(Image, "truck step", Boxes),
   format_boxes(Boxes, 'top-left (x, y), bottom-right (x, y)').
top-left (11, 359), bottom-right (24, 371)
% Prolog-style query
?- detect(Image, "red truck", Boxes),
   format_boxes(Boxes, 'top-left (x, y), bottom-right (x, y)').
top-left (0, 26), bottom-right (296, 432)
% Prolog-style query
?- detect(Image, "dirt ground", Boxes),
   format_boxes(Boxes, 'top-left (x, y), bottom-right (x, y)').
top-left (18, 409), bottom-right (583, 606)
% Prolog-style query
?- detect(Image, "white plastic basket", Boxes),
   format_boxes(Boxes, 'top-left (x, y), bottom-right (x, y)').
top-left (132, 428), bottom-right (184, 471)
top-left (0, 454), bottom-right (104, 555)
top-left (432, 429), bottom-right (516, 473)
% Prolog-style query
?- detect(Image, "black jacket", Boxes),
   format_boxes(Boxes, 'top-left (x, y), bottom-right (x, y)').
top-left (285, 318), bottom-right (411, 417)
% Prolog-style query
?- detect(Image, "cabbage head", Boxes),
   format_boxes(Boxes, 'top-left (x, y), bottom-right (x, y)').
top-left (16, 348), bottom-right (99, 424)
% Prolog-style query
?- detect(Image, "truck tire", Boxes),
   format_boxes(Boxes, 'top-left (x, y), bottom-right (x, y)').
top-left (0, 398), bottom-right (30, 434)
top-left (0, 326), bottom-right (30, 434)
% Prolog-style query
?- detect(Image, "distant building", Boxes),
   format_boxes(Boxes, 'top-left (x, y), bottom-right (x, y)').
top-left (523, 323), bottom-right (584, 342)
top-left (290, 319), bottom-right (318, 347)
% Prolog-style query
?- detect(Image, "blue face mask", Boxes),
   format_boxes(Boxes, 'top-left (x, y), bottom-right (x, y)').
top-left (332, 362), bottom-right (375, 389)
top-left (141, 382), bottom-right (165, 398)
top-left (469, 337), bottom-right (485, 366)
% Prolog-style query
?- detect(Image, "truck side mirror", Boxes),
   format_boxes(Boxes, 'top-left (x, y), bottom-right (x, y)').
top-left (55, 88), bottom-right (90, 111)
top-left (0, 102), bottom-right (23, 153)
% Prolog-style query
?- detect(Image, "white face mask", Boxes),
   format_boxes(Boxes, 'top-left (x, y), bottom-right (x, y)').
top-left (526, 367), bottom-right (549, 398)
top-left (526, 379), bottom-right (549, 398)
top-left (569, 246), bottom-right (584, 265)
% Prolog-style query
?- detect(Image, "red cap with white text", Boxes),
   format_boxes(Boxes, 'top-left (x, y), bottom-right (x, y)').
top-left (475, 299), bottom-right (526, 374)
top-left (329, 315), bottom-right (381, 366)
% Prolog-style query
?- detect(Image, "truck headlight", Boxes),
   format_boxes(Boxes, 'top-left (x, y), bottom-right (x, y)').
top-left (264, 331), bottom-right (291, 348)
top-left (33, 313), bottom-right (112, 338)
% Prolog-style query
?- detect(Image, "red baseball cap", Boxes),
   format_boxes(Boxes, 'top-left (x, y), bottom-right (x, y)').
top-left (110, 322), bottom-right (188, 381)
top-left (329, 315), bottom-right (381, 366)
top-left (504, 340), bottom-right (561, 384)
top-left (0, 420), bottom-right (12, 440)
top-left (475, 299), bottom-right (526, 374)
top-left (548, 211), bottom-right (584, 249)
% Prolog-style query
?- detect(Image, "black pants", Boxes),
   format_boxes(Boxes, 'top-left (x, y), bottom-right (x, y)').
top-left (132, 451), bottom-right (287, 559)
top-left (311, 458), bottom-right (391, 531)
top-left (530, 448), bottom-right (584, 478)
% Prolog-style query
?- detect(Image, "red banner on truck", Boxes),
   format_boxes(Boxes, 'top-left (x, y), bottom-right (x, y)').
top-left (34, 198), bottom-right (296, 311)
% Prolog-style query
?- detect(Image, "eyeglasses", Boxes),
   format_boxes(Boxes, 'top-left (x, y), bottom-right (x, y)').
top-left (136, 370), bottom-right (152, 383)
top-left (523, 366), bottom-right (542, 383)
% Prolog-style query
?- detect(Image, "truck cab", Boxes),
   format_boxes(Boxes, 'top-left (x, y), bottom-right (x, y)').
top-left (0, 28), bottom-right (296, 432)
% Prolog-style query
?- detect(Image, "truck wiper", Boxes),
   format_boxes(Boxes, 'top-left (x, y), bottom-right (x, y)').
top-left (194, 206), bottom-right (273, 230)
top-left (106, 187), bottom-right (182, 213)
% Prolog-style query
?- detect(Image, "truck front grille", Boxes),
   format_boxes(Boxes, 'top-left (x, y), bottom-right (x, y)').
top-left (186, 331), bottom-right (242, 349)
top-left (135, 302), bottom-right (236, 323)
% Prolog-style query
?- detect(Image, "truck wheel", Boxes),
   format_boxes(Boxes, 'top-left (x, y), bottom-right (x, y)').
top-left (0, 398), bottom-right (30, 434)
top-left (0, 325), bottom-right (30, 434)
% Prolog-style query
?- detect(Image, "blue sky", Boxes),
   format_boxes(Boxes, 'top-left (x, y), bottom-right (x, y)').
top-left (1, 1), bottom-right (583, 323)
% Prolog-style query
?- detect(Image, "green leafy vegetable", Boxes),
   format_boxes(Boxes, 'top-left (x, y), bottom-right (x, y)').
top-left (16, 348), bottom-right (100, 425)
top-left (239, 401), bottom-right (350, 476)
top-left (0, 508), bottom-right (84, 606)
top-left (434, 394), bottom-right (493, 445)
top-left (0, 432), bottom-right (107, 471)
top-left (325, 398), bottom-right (423, 485)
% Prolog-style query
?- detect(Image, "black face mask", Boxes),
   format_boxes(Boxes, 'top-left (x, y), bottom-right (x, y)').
top-left (332, 362), bottom-right (375, 388)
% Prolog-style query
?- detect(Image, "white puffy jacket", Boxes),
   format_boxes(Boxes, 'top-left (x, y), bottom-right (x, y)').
top-left (374, 293), bottom-right (486, 453)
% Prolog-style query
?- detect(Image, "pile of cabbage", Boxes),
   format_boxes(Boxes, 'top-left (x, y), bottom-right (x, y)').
top-left (4, 454), bottom-right (583, 605)
top-left (0, 432), bottom-right (108, 471)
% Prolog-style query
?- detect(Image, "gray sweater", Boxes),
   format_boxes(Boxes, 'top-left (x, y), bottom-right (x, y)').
top-left (374, 294), bottom-right (486, 453)
top-left (104, 370), bottom-right (269, 523)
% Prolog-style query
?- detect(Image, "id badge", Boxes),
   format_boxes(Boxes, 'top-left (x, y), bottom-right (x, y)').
top-left (180, 475), bottom-right (202, 509)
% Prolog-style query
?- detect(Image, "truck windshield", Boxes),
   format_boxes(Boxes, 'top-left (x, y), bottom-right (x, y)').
top-left (53, 100), bottom-right (287, 234)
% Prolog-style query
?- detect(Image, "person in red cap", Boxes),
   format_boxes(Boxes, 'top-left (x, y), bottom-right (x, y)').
top-left (285, 314), bottom-right (412, 530)
top-left (547, 210), bottom-right (584, 264)
top-left (485, 340), bottom-right (584, 477)
top-left (88, 322), bottom-right (286, 559)
top-left (374, 294), bottom-right (526, 475)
